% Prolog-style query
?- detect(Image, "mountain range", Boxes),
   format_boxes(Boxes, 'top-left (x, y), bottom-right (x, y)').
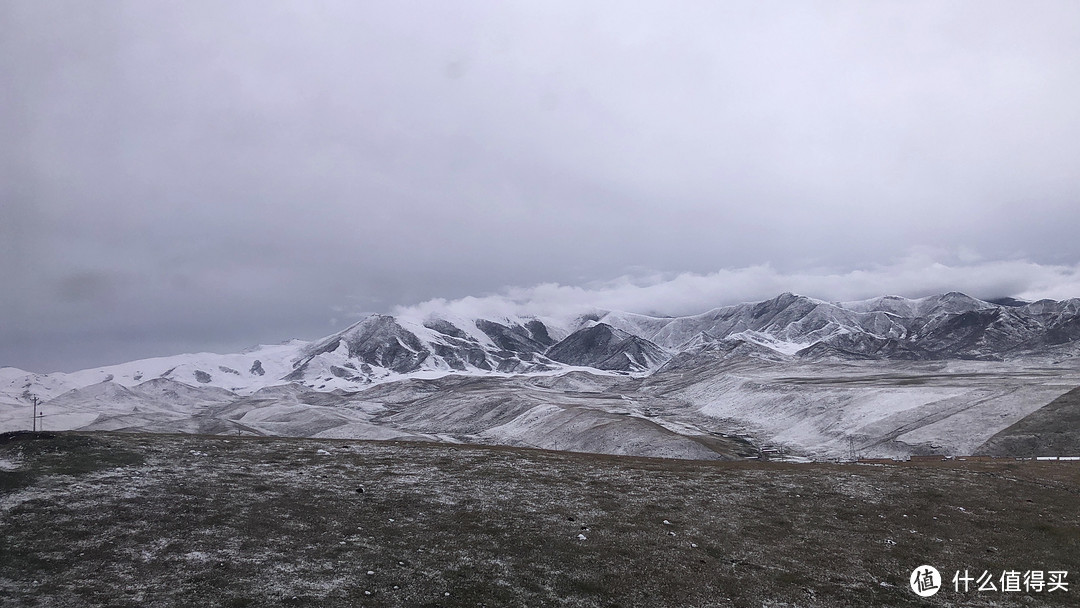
top-left (3, 292), bottom-right (1080, 461)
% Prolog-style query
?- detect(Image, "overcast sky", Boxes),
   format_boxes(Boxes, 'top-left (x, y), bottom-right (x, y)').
top-left (3, 1), bottom-right (1080, 372)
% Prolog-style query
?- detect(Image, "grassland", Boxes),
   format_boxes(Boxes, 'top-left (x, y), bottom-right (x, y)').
top-left (1, 431), bottom-right (1078, 607)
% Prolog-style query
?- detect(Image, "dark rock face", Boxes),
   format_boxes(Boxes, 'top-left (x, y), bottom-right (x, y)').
top-left (524, 320), bottom-right (555, 347)
top-left (432, 342), bottom-right (491, 371)
top-left (423, 319), bottom-right (471, 340)
top-left (249, 360), bottom-right (265, 376)
top-left (287, 315), bottom-right (431, 379)
top-left (903, 307), bottom-right (1057, 360)
top-left (798, 333), bottom-right (929, 361)
top-left (750, 292), bottom-right (803, 320)
top-left (1029, 300), bottom-right (1080, 346)
top-left (193, 370), bottom-right (211, 384)
top-left (340, 316), bottom-right (430, 373)
top-left (474, 320), bottom-right (548, 353)
top-left (545, 324), bottom-right (669, 372)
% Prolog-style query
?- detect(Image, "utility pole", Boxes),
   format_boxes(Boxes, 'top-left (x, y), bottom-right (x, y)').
top-left (31, 396), bottom-right (39, 432)
top-left (848, 436), bottom-right (856, 462)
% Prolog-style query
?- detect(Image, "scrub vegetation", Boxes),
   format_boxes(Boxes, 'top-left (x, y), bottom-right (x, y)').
top-left (1, 431), bottom-right (1078, 607)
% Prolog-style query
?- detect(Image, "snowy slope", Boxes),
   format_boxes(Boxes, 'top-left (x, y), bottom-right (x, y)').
top-left (5, 292), bottom-right (1080, 461)
top-left (8, 292), bottom-right (1080, 410)
top-left (8, 292), bottom-right (1080, 399)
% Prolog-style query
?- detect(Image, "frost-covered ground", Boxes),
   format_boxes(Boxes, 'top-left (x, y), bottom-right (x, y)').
top-left (653, 359), bottom-right (1080, 459)
top-left (1, 432), bottom-right (1078, 607)
top-left (2, 359), bottom-right (1079, 461)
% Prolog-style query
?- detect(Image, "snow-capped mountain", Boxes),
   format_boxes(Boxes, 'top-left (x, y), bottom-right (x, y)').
top-left (600, 292), bottom-right (1080, 362)
top-left (4, 292), bottom-right (1080, 402)
top-left (4, 292), bottom-right (1080, 461)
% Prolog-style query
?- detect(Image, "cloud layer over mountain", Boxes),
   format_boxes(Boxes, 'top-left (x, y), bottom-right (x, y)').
top-left (396, 254), bottom-right (1080, 322)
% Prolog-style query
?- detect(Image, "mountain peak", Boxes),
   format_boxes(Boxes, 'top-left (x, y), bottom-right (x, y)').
top-left (4, 291), bottom-right (1080, 408)
top-left (545, 323), bottom-right (669, 372)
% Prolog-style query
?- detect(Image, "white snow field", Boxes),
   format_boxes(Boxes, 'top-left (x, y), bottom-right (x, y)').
top-left (3, 357), bottom-right (1077, 461)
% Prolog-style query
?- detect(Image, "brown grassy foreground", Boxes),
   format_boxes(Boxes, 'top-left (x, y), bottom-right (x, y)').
top-left (1, 432), bottom-right (1078, 607)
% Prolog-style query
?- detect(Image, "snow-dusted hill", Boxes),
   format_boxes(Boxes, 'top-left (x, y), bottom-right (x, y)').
top-left (4, 292), bottom-right (1080, 460)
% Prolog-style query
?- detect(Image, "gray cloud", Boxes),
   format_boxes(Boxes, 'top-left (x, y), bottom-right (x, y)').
top-left (2, 1), bottom-right (1080, 371)
top-left (395, 253), bottom-right (1080, 322)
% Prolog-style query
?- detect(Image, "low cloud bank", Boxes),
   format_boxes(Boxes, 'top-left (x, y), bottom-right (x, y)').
top-left (393, 255), bottom-right (1080, 321)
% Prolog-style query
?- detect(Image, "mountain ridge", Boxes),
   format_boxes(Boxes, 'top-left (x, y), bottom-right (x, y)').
top-left (5, 292), bottom-right (1080, 404)
top-left (5, 291), bottom-right (1080, 461)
